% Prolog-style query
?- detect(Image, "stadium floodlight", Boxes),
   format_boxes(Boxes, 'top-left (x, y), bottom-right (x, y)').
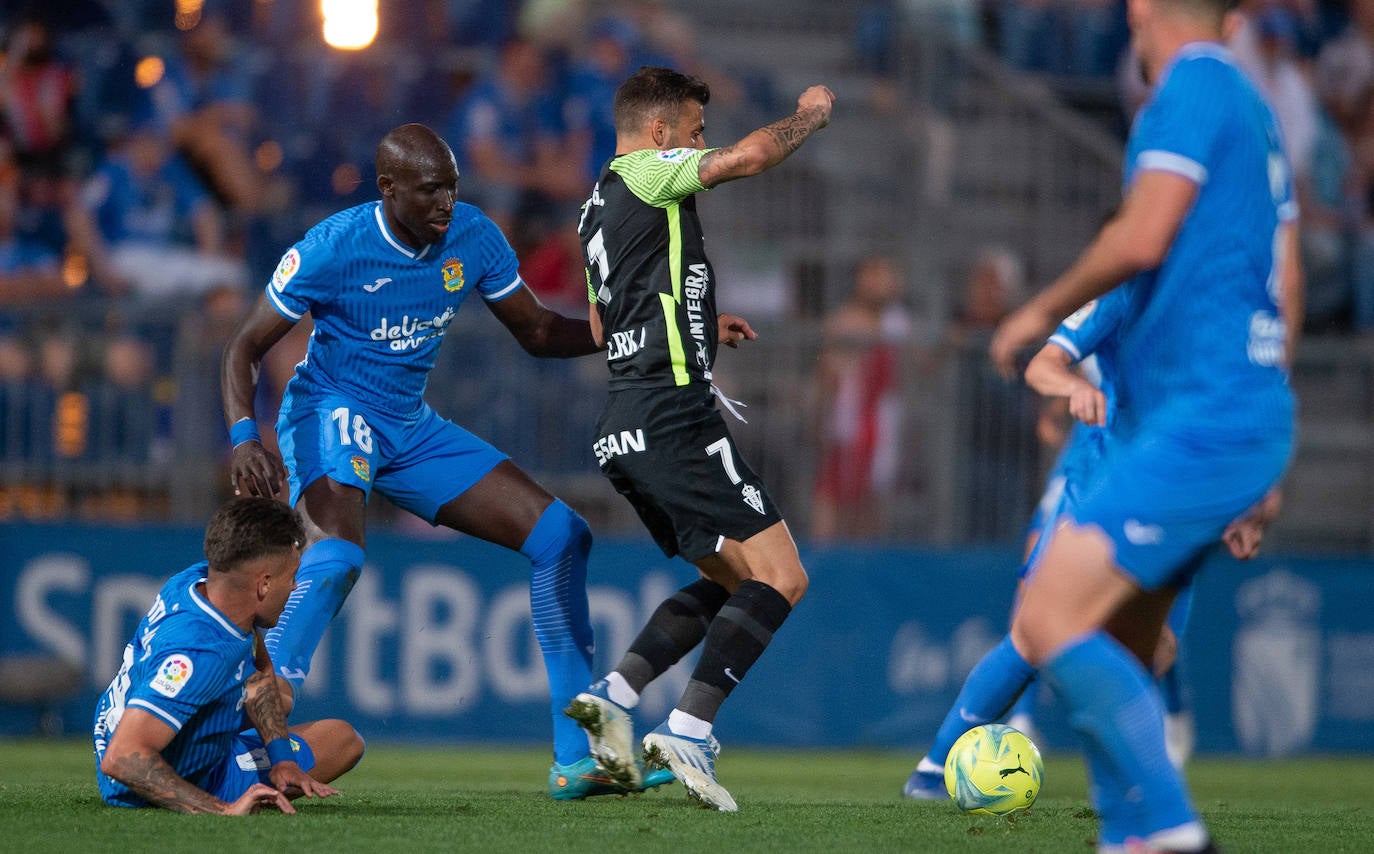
top-left (322, 0), bottom-right (378, 50)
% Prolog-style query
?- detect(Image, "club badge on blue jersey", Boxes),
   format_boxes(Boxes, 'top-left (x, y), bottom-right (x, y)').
top-left (442, 258), bottom-right (464, 292)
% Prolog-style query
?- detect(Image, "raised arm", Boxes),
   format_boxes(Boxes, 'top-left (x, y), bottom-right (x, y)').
top-left (697, 86), bottom-right (835, 189)
top-left (99, 708), bottom-right (292, 814)
top-left (221, 296), bottom-right (295, 496)
top-left (487, 285), bottom-right (603, 358)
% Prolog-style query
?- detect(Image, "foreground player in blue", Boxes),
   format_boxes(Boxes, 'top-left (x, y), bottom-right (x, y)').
top-left (986, 0), bottom-right (1301, 846)
top-left (93, 498), bottom-right (364, 813)
top-left (221, 123), bottom-right (668, 799)
top-left (904, 290), bottom-right (1262, 801)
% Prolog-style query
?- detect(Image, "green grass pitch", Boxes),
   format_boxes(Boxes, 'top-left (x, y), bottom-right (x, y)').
top-left (1, 739), bottom-right (1371, 853)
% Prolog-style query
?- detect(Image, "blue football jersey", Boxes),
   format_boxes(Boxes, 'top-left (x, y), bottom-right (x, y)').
top-left (1042, 287), bottom-right (1128, 488)
top-left (1118, 43), bottom-right (1296, 439)
top-left (265, 201), bottom-right (524, 413)
top-left (93, 564), bottom-right (255, 807)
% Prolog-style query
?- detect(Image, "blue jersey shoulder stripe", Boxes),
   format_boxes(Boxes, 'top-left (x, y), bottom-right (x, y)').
top-left (128, 698), bottom-right (184, 730)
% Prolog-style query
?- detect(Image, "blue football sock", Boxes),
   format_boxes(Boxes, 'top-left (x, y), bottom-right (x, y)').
top-left (927, 634), bottom-right (1035, 766)
top-left (264, 537), bottom-right (363, 690)
top-left (1043, 631), bottom-right (1201, 842)
top-left (521, 500), bottom-right (594, 766)
top-left (1007, 673), bottom-right (1039, 723)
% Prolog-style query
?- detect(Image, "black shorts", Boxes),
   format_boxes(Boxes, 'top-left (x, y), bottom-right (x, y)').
top-left (595, 385), bottom-right (782, 562)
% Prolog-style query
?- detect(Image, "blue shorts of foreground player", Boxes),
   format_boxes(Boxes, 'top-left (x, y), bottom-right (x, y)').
top-left (277, 390), bottom-right (507, 520)
top-left (1072, 427), bottom-right (1292, 590)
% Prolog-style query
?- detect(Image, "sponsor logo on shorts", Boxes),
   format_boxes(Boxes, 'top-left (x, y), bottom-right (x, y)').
top-left (271, 248), bottom-right (301, 291)
top-left (150, 654), bottom-right (194, 698)
top-left (741, 483), bottom-right (766, 515)
top-left (593, 429), bottom-right (646, 466)
top-left (1123, 518), bottom-right (1165, 546)
top-left (351, 455), bottom-right (371, 482)
top-left (442, 257), bottom-right (465, 292)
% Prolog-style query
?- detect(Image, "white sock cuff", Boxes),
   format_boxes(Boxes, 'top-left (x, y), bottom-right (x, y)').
top-left (605, 671), bottom-right (639, 708)
top-left (667, 708), bottom-right (712, 740)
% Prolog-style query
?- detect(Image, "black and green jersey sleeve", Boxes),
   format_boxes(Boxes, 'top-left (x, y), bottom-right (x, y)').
top-left (579, 148), bottom-right (719, 390)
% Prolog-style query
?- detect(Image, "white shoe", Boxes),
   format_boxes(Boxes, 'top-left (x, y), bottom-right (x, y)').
top-left (643, 722), bottom-right (736, 812)
top-left (564, 681), bottom-right (641, 789)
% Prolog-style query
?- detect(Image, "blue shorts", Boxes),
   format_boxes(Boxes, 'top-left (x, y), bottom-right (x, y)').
top-left (201, 731), bottom-right (318, 803)
top-left (277, 390), bottom-right (507, 523)
top-left (1070, 427), bottom-right (1292, 590)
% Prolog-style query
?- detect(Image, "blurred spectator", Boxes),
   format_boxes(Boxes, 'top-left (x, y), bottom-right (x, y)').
top-left (0, 20), bottom-right (82, 184)
top-left (948, 245), bottom-right (1040, 542)
top-left (0, 332), bottom-right (39, 459)
top-left (811, 255), bottom-right (913, 542)
top-left (445, 39), bottom-right (579, 241)
top-left (87, 333), bottom-right (155, 463)
top-left (33, 329), bottom-right (82, 463)
top-left (1315, 0), bottom-right (1374, 135)
top-left (563, 17), bottom-right (638, 185)
top-left (65, 123), bottom-right (248, 301)
top-left (137, 15), bottom-right (263, 214)
top-left (1253, 6), bottom-right (1320, 180)
top-left (998, 0), bottom-right (1123, 78)
top-left (0, 144), bottom-right (69, 304)
top-left (1301, 107), bottom-right (1355, 330)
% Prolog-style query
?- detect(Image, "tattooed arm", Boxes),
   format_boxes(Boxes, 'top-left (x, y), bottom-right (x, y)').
top-left (698, 85), bottom-right (835, 188)
top-left (246, 629), bottom-right (339, 799)
top-left (99, 708), bottom-right (292, 814)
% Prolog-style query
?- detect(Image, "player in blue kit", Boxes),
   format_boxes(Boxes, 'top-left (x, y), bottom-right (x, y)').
top-left (987, 0), bottom-right (1301, 846)
top-left (904, 288), bottom-right (1230, 800)
top-left (93, 498), bottom-right (363, 813)
top-left (221, 123), bottom-right (668, 799)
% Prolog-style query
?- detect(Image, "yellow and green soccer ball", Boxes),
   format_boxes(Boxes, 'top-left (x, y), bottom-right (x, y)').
top-left (944, 723), bottom-right (1044, 815)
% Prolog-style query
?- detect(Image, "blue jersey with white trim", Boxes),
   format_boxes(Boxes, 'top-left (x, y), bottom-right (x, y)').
top-left (266, 201), bottom-right (523, 414)
top-left (1044, 287), bottom-right (1128, 486)
top-left (93, 564), bottom-right (255, 807)
top-left (1118, 43), bottom-right (1296, 439)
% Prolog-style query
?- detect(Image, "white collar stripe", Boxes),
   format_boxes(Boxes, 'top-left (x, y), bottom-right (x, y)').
top-left (188, 581), bottom-right (249, 640)
top-left (374, 204), bottom-right (418, 259)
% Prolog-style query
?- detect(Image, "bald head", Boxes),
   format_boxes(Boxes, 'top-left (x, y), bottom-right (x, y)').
top-left (375, 123), bottom-right (456, 182)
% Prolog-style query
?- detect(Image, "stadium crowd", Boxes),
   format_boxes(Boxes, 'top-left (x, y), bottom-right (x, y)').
top-left (0, 0), bottom-right (1363, 530)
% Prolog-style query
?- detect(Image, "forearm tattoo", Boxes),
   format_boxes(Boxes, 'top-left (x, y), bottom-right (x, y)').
top-left (245, 669), bottom-right (289, 743)
top-left (761, 106), bottom-right (826, 158)
top-left (107, 750), bottom-right (226, 814)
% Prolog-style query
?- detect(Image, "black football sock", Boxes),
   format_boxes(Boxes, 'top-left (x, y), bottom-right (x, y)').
top-left (616, 578), bottom-right (731, 693)
top-left (677, 579), bottom-right (792, 724)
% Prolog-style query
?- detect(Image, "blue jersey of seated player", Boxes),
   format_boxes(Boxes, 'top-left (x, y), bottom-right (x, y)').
top-left (93, 564), bottom-right (255, 807)
top-left (265, 200), bottom-right (524, 415)
top-left (1114, 43), bottom-right (1296, 441)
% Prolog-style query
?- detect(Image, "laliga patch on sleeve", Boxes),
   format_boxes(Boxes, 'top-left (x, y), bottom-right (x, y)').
top-left (272, 248), bottom-right (302, 291)
top-left (657, 148), bottom-right (695, 163)
top-left (150, 654), bottom-right (195, 698)
top-left (1062, 299), bottom-right (1098, 331)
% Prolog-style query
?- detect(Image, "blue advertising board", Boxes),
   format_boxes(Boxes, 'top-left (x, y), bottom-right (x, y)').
top-left (1, 524), bottom-right (1371, 755)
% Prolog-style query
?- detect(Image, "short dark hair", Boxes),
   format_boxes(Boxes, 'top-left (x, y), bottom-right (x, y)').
top-left (203, 498), bottom-right (303, 573)
top-left (613, 66), bottom-right (711, 136)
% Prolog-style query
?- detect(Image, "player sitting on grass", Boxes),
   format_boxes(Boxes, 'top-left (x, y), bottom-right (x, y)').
top-left (93, 498), bottom-right (364, 813)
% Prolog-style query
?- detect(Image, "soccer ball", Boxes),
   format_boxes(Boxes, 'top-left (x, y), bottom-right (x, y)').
top-left (943, 723), bottom-right (1044, 816)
